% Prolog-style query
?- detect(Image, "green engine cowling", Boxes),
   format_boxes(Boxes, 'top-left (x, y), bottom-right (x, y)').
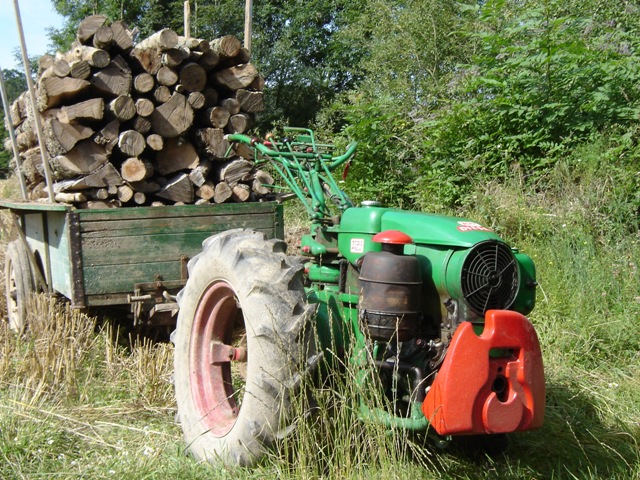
top-left (337, 205), bottom-right (536, 340)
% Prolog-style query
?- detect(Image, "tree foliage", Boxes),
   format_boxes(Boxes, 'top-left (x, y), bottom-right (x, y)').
top-left (0, 68), bottom-right (28, 178)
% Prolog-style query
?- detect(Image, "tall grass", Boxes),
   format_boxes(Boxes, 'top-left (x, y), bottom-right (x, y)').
top-left (0, 154), bottom-right (639, 479)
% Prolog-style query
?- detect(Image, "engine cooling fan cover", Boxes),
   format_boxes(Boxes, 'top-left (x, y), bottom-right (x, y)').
top-left (461, 240), bottom-right (518, 315)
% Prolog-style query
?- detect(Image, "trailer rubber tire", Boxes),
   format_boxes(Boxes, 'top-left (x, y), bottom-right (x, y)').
top-left (173, 229), bottom-right (315, 466)
top-left (4, 240), bottom-right (35, 333)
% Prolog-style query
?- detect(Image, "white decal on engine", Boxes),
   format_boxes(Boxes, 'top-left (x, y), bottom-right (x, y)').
top-left (350, 238), bottom-right (365, 253)
top-left (457, 221), bottom-right (493, 232)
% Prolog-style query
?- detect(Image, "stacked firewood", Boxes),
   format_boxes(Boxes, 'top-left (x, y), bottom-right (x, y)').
top-left (4, 15), bottom-right (274, 208)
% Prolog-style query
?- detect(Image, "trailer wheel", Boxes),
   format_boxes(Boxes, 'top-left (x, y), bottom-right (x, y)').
top-left (4, 240), bottom-right (35, 332)
top-left (173, 229), bottom-right (314, 466)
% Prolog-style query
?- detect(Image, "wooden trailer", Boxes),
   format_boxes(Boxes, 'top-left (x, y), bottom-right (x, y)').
top-left (1, 200), bottom-right (283, 331)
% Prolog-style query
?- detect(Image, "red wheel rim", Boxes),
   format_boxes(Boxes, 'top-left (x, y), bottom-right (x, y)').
top-left (190, 280), bottom-right (246, 436)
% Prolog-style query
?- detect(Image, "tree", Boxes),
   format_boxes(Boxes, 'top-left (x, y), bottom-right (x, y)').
top-left (0, 68), bottom-right (28, 177)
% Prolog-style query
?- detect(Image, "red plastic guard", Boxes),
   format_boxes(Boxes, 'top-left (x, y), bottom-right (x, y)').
top-left (422, 310), bottom-right (545, 435)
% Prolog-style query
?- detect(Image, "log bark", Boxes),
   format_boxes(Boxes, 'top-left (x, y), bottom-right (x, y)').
top-left (155, 138), bottom-right (199, 175)
top-left (162, 48), bottom-right (188, 67)
top-left (43, 118), bottom-right (93, 156)
top-left (150, 93), bottom-right (193, 138)
top-left (67, 45), bottom-right (110, 68)
top-left (197, 50), bottom-right (219, 71)
top-left (58, 98), bottom-right (104, 123)
top-left (121, 157), bottom-right (154, 182)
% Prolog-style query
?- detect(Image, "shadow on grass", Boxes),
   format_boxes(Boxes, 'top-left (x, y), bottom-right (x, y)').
top-left (441, 379), bottom-right (639, 479)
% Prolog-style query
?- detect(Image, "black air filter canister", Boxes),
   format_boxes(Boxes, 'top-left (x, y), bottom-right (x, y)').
top-left (358, 231), bottom-right (422, 342)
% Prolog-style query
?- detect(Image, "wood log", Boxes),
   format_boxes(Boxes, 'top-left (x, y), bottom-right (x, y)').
top-left (249, 74), bottom-right (265, 91)
top-left (155, 172), bottom-right (194, 203)
top-left (43, 118), bottom-right (93, 156)
top-left (87, 188), bottom-right (110, 200)
top-left (38, 54), bottom-right (54, 74)
top-left (219, 158), bottom-right (253, 185)
top-left (194, 128), bottom-right (229, 159)
top-left (117, 184), bottom-right (134, 203)
top-left (236, 89), bottom-right (264, 113)
top-left (20, 147), bottom-right (44, 184)
top-left (231, 183), bottom-right (251, 202)
top-left (49, 140), bottom-right (108, 179)
top-left (130, 179), bottom-right (162, 193)
top-left (202, 88), bottom-right (219, 107)
top-left (52, 163), bottom-right (123, 192)
top-left (150, 93), bottom-right (193, 138)
top-left (213, 64), bottom-right (258, 90)
top-left (118, 130), bottom-right (146, 157)
top-left (162, 48), bottom-right (188, 67)
top-left (79, 199), bottom-right (122, 209)
top-left (67, 45), bottom-right (110, 68)
top-left (155, 138), bottom-right (199, 175)
top-left (189, 159), bottom-right (212, 187)
top-left (107, 95), bottom-right (136, 121)
top-left (132, 116), bottom-right (152, 134)
top-left (133, 191), bottom-right (146, 205)
top-left (213, 181), bottom-right (232, 203)
top-left (37, 77), bottom-right (90, 110)
top-left (91, 55), bottom-right (132, 97)
top-left (146, 134), bottom-right (164, 151)
top-left (135, 98), bottom-right (155, 117)
top-left (153, 86), bottom-right (171, 103)
top-left (199, 106), bottom-right (230, 128)
top-left (226, 113), bottom-right (252, 134)
top-left (92, 25), bottom-right (113, 49)
top-left (121, 157), bottom-right (154, 182)
top-left (157, 65), bottom-right (179, 86)
top-left (110, 21), bottom-right (134, 52)
top-left (68, 60), bottom-right (91, 79)
top-left (179, 62), bottom-right (207, 92)
top-left (211, 35), bottom-right (241, 59)
top-left (187, 91), bottom-right (206, 110)
top-left (16, 130), bottom-right (37, 150)
top-left (55, 192), bottom-right (87, 203)
top-left (252, 170), bottom-right (275, 195)
top-left (197, 50), bottom-right (219, 71)
top-left (57, 98), bottom-right (104, 123)
top-left (93, 119), bottom-right (120, 154)
top-left (41, 59), bottom-right (71, 79)
top-left (233, 141), bottom-right (256, 160)
top-left (195, 181), bottom-right (215, 201)
top-left (220, 98), bottom-right (240, 115)
top-left (130, 46), bottom-right (162, 75)
top-left (136, 29), bottom-right (179, 51)
top-left (133, 73), bottom-right (155, 93)
top-left (77, 15), bottom-right (108, 44)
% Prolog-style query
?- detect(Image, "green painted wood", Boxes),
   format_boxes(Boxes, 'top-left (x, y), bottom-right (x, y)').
top-left (0, 200), bottom-right (70, 212)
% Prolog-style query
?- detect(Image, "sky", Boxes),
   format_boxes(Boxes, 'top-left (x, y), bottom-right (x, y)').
top-left (0, 0), bottom-right (65, 71)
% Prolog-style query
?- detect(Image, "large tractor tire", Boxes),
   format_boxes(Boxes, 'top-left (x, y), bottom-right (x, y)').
top-left (173, 229), bottom-right (315, 466)
top-left (4, 240), bottom-right (35, 333)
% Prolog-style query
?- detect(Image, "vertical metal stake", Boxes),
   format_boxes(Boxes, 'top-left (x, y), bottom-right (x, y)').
top-left (184, 1), bottom-right (191, 38)
top-left (0, 67), bottom-right (29, 200)
top-left (244, 0), bottom-right (253, 52)
top-left (12, 0), bottom-right (56, 203)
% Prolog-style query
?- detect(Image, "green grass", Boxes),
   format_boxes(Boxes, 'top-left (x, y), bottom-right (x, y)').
top-left (0, 157), bottom-right (639, 479)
